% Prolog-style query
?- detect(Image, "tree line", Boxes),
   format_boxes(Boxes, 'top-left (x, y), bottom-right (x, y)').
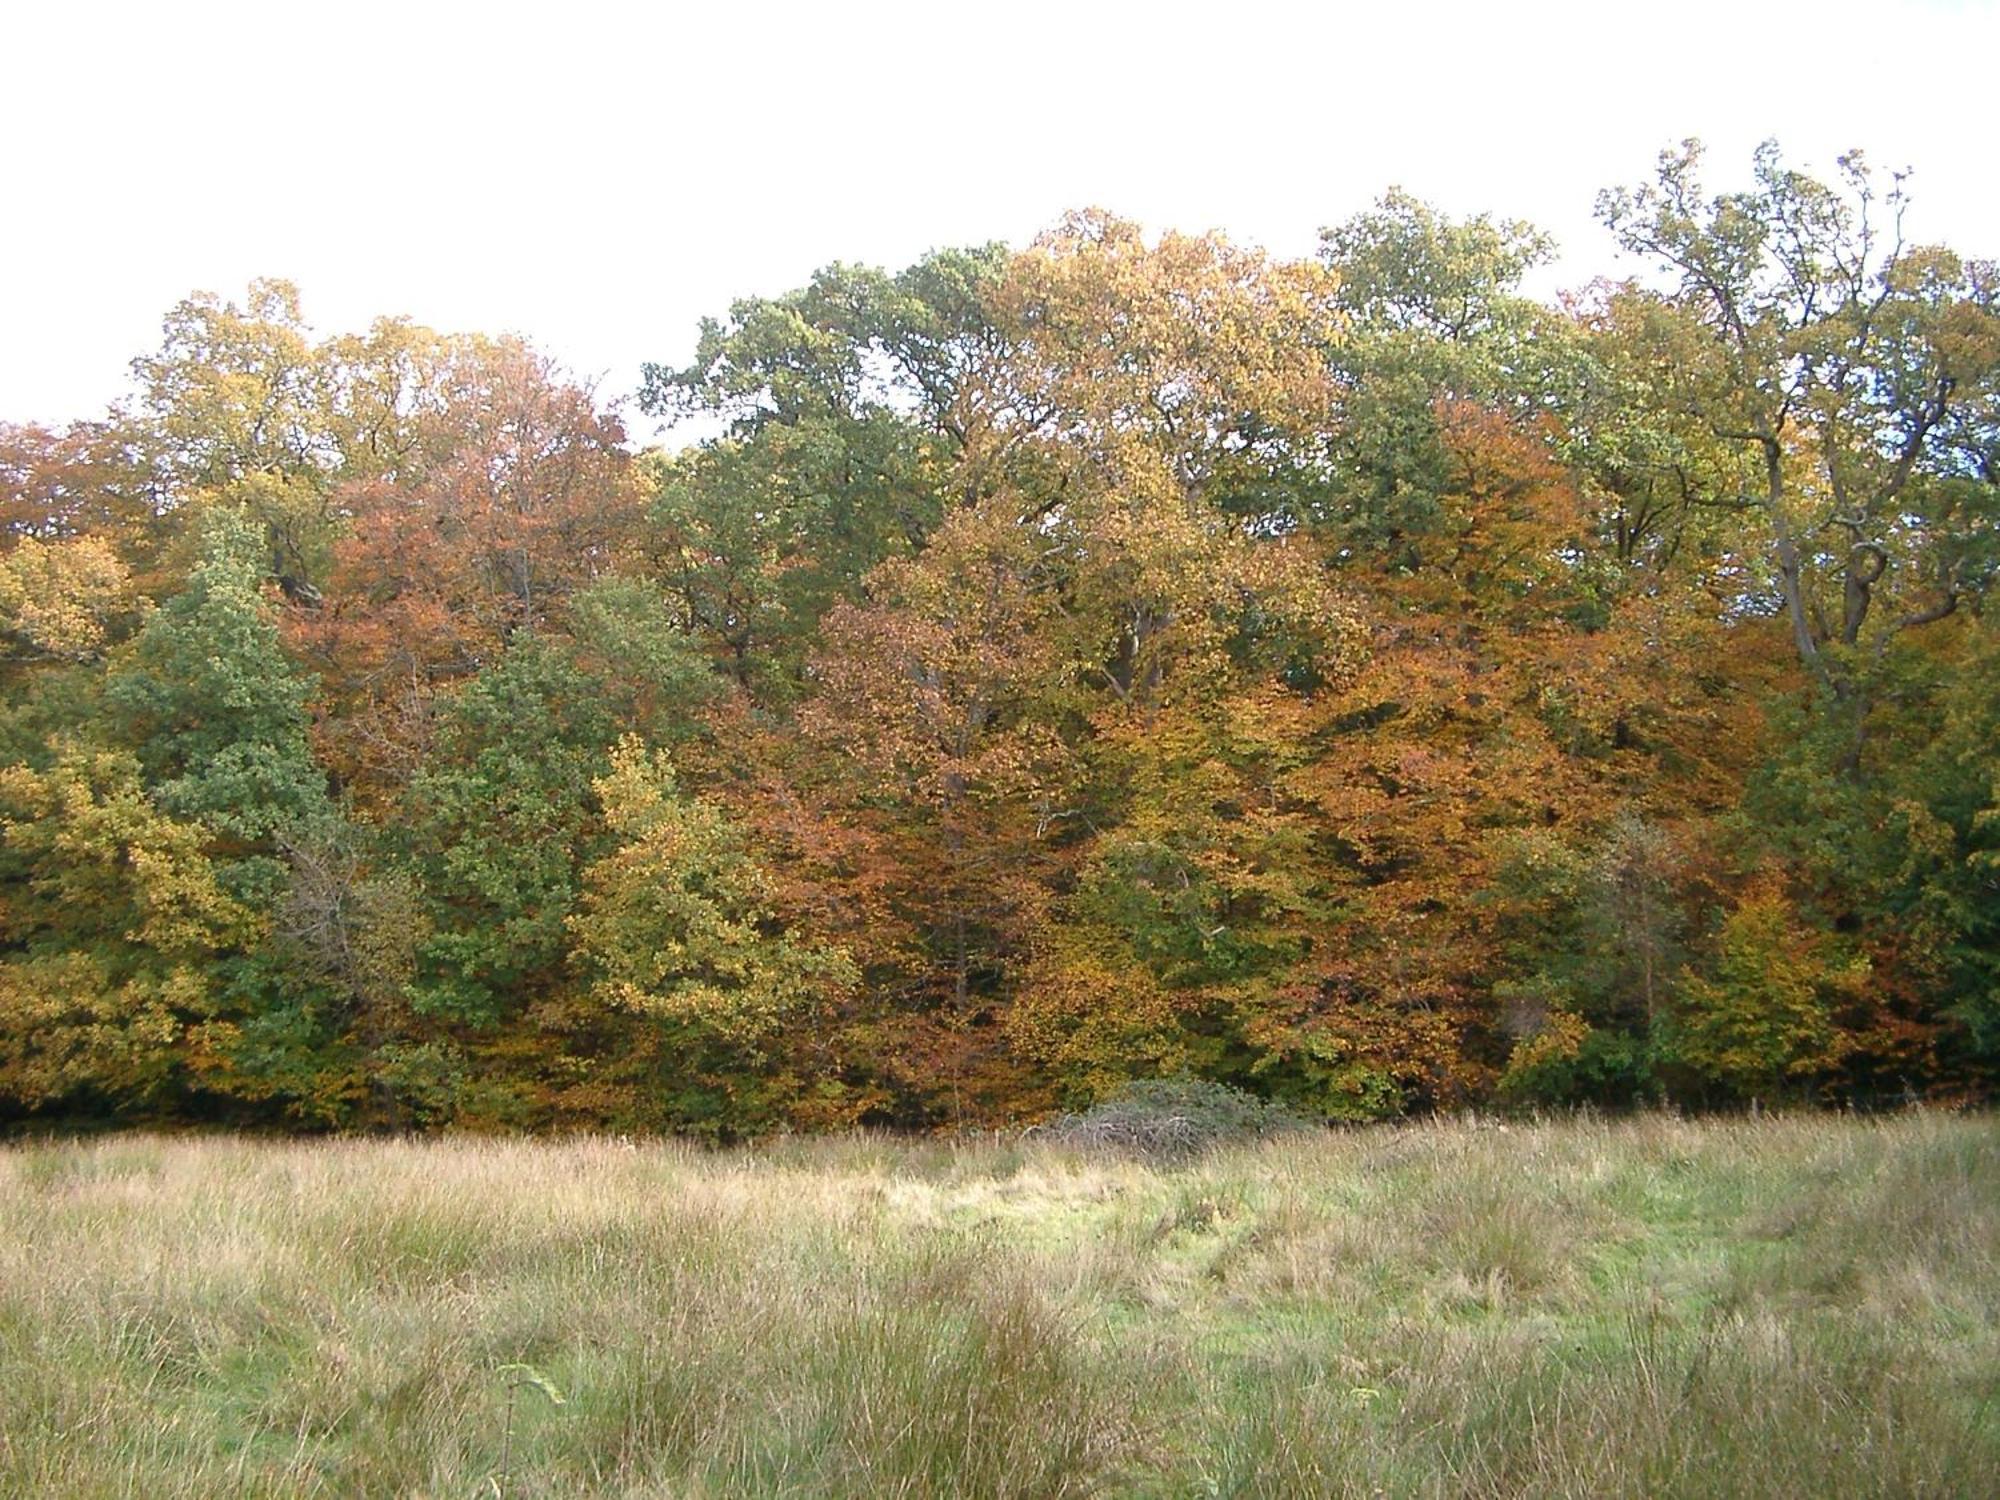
top-left (3, 141), bottom-right (1996, 1133)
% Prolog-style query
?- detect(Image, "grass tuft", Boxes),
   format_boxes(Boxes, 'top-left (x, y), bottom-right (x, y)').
top-left (0, 1113), bottom-right (1994, 1495)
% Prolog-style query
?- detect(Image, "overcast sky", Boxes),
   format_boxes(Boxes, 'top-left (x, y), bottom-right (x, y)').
top-left (5, 0), bottom-right (1995, 435)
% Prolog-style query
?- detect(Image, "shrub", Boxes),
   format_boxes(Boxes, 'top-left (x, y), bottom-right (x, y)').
top-left (1497, 1014), bottom-right (1653, 1110)
top-left (1033, 1076), bottom-right (1309, 1161)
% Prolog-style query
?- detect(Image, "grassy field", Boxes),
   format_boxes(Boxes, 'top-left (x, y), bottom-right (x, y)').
top-left (0, 1114), bottom-right (1995, 1498)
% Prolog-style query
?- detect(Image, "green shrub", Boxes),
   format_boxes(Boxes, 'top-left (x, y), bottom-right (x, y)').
top-left (1497, 1014), bottom-right (1654, 1109)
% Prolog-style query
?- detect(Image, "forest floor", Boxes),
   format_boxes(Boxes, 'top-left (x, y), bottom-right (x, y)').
top-left (1, 1112), bottom-right (1995, 1497)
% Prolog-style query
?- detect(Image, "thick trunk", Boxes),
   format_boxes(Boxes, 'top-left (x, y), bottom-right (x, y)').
top-left (1761, 439), bottom-right (1821, 672)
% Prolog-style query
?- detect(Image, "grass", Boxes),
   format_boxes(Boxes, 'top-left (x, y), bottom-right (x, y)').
top-left (0, 1113), bottom-right (1995, 1497)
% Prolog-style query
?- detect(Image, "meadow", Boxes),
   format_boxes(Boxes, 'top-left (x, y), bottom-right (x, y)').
top-left (1, 1112), bottom-right (1994, 1498)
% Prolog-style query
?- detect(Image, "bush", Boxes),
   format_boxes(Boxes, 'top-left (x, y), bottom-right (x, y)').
top-left (1032, 1076), bottom-right (1309, 1161)
top-left (1497, 1015), bottom-right (1654, 1110)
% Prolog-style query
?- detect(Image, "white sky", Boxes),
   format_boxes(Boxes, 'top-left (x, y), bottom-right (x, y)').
top-left (5, 0), bottom-right (1996, 435)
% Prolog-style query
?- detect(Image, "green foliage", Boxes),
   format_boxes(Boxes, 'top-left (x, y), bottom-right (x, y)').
top-left (0, 511), bottom-right (334, 1115)
top-left (1482, 817), bottom-right (1687, 1106)
top-left (1597, 139), bottom-right (2000, 699)
top-left (105, 507), bottom-right (327, 850)
top-left (636, 249), bottom-right (1006, 698)
top-left (1497, 1013), bottom-right (1652, 1109)
top-left (562, 575), bottom-right (718, 741)
top-left (1250, 1019), bottom-right (1427, 1124)
top-left (1742, 614), bottom-right (2000, 1090)
top-left (400, 639), bottom-right (616, 1027)
top-left (1310, 189), bottom-right (1578, 554)
top-left (397, 595), bottom-right (715, 1038)
top-left (127, 279), bottom-right (345, 588)
top-left (569, 737), bottom-right (857, 1049)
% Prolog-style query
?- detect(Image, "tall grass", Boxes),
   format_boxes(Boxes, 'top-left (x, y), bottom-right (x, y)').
top-left (0, 1114), bottom-right (1994, 1496)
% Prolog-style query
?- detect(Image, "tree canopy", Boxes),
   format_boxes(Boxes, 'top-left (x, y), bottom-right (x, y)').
top-left (3, 141), bottom-right (1995, 1132)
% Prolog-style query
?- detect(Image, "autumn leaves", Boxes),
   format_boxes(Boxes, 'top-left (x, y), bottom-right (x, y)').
top-left (2, 147), bottom-right (1997, 1130)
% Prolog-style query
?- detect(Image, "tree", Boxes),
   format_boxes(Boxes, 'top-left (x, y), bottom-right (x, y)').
top-left (0, 746), bottom-right (258, 1110)
top-left (127, 279), bottom-right (344, 592)
top-left (635, 249), bottom-right (1013, 698)
top-left (0, 535), bottom-right (142, 667)
top-left (1010, 687), bottom-right (1339, 1105)
top-left (1598, 141), bottom-right (2000, 762)
top-left (982, 210), bottom-right (1340, 524)
top-left (1597, 142), bottom-right (2000, 1101)
top-left (395, 582), bottom-right (715, 1039)
top-left (1486, 814), bottom-right (1697, 1107)
top-left (311, 338), bottom-right (637, 679)
top-left (106, 507), bottom-right (328, 854)
top-left (0, 419), bottom-right (164, 573)
top-left (641, 247), bottom-right (1012, 458)
top-left (1312, 190), bottom-right (1575, 552)
top-left (3, 182), bottom-right (1995, 1132)
top-left (1667, 875), bottom-right (1861, 1102)
top-left (295, 337), bottom-right (643, 804)
top-left (800, 498), bottom-right (1076, 1121)
top-left (567, 737), bottom-right (856, 1132)
top-left (239, 815), bottom-right (431, 1127)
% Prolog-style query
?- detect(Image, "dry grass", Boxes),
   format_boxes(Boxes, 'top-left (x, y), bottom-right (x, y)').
top-left (0, 1113), bottom-right (1995, 1496)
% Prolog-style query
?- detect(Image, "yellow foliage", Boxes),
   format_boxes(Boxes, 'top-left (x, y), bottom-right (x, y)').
top-left (0, 534), bottom-right (137, 662)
